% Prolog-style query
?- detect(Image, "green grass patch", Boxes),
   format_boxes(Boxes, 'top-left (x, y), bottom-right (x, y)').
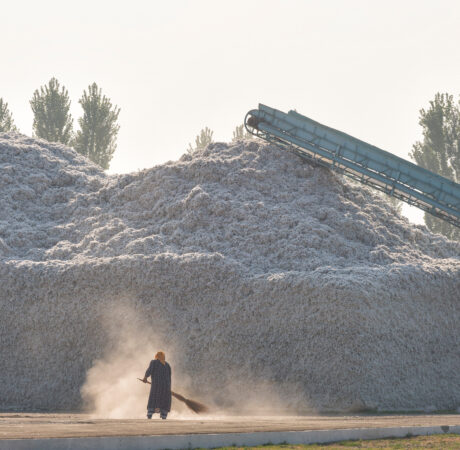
top-left (195, 433), bottom-right (460, 449)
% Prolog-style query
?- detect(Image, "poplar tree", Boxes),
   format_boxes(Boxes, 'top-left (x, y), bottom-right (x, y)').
top-left (0, 98), bottom-right (18, 132)
top-left (187, 127), bottom-right (214, 153)
top-left (410, 93), bottom-right (460, 241)
top-left (30, 78), bottom-right (73, 144)
top-left (232, 124), bottom-right (252, 142)
top-left (73, 83), bottom-right (120, 170)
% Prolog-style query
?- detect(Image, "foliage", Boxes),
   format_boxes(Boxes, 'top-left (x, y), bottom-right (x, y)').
top-left (73, 83), bottom-right (120, 170)
top-left (188, 127), bottom-right (214, 153)
top-left (30, 77), bottom-right (73, 144)
top-left (384, 193), bottom-right (403, 215)
top-left (410, 93), bottom-right (459, 241)
top-left (232, 124), bottom-right (253, 142)
top-left (0, 98), bottom-right (18, 132)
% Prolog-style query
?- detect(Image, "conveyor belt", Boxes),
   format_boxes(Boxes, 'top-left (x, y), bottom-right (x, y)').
top-left (245, 104), bottom-right (460, 228)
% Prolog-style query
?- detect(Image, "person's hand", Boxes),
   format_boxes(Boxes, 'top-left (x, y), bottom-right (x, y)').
top-left (142, 377), bottom-right (147, 383)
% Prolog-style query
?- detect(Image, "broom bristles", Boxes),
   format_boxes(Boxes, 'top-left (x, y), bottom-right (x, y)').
top-left (172, 391), bottom-right (209, 413)
top-left (137, 378), bottom-right (209, 414)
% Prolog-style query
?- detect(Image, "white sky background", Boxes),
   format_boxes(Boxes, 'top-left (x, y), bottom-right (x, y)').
top-left (2, 0), bottom-right (460, 224)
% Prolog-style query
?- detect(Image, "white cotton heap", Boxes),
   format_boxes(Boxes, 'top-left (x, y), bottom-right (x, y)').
top-left (0, 133), bottom-right (459, 414)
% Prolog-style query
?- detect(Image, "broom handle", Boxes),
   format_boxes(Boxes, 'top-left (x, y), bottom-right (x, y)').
top-left (137, 378), bottom-right (181, 399)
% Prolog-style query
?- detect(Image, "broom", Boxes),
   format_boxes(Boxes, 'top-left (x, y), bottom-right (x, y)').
top-left (137, 378), bottom-right (209, 414)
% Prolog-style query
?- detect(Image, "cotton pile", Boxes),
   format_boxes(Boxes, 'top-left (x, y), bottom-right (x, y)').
top-left (0, 133), bottom-right (458, 412)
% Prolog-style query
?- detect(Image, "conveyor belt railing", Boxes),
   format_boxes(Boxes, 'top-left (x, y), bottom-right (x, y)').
top-left (244, 104), bottom-right (460, 228)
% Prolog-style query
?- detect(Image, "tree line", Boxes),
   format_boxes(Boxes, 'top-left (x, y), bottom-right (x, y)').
top-left (187, 124), bottom-right (253, 154)
top-left (0, 78), bottom-right (120, 170)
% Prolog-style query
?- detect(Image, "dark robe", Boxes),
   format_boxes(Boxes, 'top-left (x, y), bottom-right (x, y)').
top-left (145, 359), bottom-right (172, 412)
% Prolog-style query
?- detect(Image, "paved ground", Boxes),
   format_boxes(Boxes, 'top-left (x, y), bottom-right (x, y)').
top-left (1, 413), bottom-right (459, 440)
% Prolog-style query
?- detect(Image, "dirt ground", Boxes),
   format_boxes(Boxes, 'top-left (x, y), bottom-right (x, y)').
top-left (0, 413), bottom-right (459, 440)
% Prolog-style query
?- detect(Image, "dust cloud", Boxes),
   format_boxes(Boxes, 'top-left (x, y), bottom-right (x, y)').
top-left (80, 304), bottom-right (303, 419)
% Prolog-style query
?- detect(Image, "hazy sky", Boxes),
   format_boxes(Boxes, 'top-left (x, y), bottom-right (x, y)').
top-left (3, 0), bottom-right (460, 223)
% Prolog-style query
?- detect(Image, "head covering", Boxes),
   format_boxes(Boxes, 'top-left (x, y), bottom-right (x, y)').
top-left (155, 351), bottom-right (166, 365)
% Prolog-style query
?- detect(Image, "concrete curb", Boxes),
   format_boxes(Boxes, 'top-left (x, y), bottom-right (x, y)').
top-left (1, 425), bottom-right (459, 449)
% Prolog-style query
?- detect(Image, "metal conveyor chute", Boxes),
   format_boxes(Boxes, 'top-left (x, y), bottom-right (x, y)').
top-left (244, 104), bottom-right (460, 228)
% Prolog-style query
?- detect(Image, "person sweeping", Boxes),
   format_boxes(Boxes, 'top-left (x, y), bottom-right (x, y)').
top-left (142, 351), bottom-right (171, 419)
top-left (138, 351), bottom-right (208, 416)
